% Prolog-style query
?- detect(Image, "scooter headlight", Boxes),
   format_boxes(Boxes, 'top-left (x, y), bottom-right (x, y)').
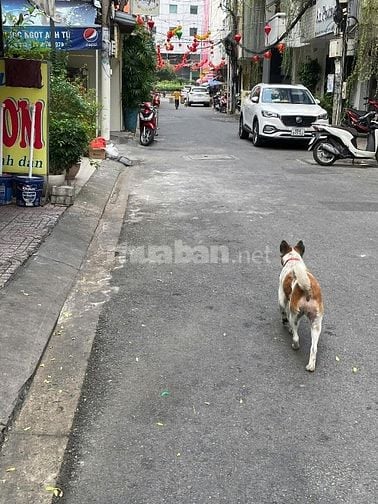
top-left (140, 111), bottom-right (154, 120)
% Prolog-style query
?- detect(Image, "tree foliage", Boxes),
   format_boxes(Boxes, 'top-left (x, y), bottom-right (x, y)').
top-left (156, 64), bottom-right (176, 81)
top-left (298, 59), bottom-right (321, 93)
top-left (122, 27), bottom-right (157, 108)
top-left (351, 0), bottom-right (378, 83)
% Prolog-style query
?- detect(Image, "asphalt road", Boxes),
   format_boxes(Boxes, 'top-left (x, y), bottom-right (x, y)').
top-left (57, 101), bottom-right (378, 503)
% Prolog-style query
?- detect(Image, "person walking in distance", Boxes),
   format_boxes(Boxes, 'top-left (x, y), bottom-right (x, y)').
top-left (173, 89), bottom-right (181, 109)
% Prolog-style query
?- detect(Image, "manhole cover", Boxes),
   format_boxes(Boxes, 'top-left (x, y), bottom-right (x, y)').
top-left (184, 154), bottom-right (238, 161)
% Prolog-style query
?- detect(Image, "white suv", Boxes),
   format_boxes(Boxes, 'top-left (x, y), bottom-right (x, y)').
top-left (187, 87), bottom-right (211, 107)
top-left (239, 83), bottom-right (329, 146)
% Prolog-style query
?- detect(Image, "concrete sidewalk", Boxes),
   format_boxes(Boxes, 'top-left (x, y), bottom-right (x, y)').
top-left (0, 140), bottom-right (140, 437)
top-left (0, 158), bottom-right (97, 289)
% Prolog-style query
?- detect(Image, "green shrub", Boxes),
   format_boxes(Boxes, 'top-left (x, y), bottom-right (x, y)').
top-left (49, 116), bottom-right (89, 174)
top-left (156, 80), bottom-right (188, 92)
top-left (317, 94), bottom-right (333, 118)
top-left (298, 59), bottom-right (321, 93)
top-left (50, 74), bottom-right (99, 140)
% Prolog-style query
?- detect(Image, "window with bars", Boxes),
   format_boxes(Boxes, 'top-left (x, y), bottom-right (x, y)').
top-left (189, 27), bottom-right (198, 36)
top-left (169, 4), bottom-right (177, 13)
top-left (190, 5), bottom-right (198, 14)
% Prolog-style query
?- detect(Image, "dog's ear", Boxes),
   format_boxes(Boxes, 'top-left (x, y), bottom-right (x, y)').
top-left (294, 240), bottom-right (305, 256)
top-left (280, 240), bottom-right (291, 256)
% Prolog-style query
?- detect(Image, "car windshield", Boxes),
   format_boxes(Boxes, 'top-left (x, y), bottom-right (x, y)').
top-left (261, 87), bottom-right (315, 105)
top-left (192, 87), bottom-right (208, 93)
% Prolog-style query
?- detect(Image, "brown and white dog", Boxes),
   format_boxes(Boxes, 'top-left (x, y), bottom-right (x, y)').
top-left (278, 240), bottom-right (324, 372)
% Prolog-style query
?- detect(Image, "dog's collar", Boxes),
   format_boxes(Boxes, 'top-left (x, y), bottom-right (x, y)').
top-left (282, 257), bottom-right (301, 268)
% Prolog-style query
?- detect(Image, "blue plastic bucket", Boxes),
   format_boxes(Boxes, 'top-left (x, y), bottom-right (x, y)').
top-left (15, 176), bottom-right (44, 207)
top-left (0, 175), bottom-right (14, 205)
top-left (123, 107), bottom-right (138, 132)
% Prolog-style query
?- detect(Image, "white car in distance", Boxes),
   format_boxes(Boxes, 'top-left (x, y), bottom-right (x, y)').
top-left (187, 86), bottom-right (211, 107)
top-left (239, 83), bottom-right (329, 146)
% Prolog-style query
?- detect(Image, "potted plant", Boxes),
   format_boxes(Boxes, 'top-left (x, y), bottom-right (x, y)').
top-left (48, 63), bottom-right (100, 183)
top-left (49, 116), bottom-right (89, 183)
top-left (122, 26), bottom-right (156, 132)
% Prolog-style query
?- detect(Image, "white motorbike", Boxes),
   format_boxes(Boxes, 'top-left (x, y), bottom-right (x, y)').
top-left (308, 111), bottom-right (378, 166)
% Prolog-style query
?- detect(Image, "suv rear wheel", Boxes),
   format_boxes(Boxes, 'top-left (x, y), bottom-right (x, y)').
top-left (239, 116), bottom-right (249, 139)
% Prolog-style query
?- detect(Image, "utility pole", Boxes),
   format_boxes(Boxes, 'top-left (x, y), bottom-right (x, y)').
top-left (223, 0), bottom-right (238, 113)
top-left (332, 0), bottom-right (349, 124)
top-left (0, 1), bottom-right (4, 57)
top-left (101, 0), bottom-right (111, 140)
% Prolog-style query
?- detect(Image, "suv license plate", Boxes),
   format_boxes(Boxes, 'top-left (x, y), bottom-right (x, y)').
top-left (291, 128), bottom-right (305, 136)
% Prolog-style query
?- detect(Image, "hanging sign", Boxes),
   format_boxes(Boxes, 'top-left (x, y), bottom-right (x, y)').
top-left (4, 26), bottom-right (102, 50)
top-left (315, 0), bottom-right (336, 37)
top-left (3, 0), bottom-right (101, 51)
top-left (131, 0), bottom-right (160, 16)
top-left (0, 59), bottom-right (48, 175)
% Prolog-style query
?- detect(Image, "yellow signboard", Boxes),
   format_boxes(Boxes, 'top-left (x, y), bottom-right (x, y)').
top-left (0, 59), bottom-right (48, 175)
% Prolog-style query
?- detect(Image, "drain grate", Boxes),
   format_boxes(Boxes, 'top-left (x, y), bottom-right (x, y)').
top-left (184, 154), bottom-right (238, 161)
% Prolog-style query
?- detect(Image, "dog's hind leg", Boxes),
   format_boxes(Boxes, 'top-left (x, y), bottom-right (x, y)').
top-left (280, 306), bottom-right (289, 326)
top-left (289, 312), bottom-right (300, 350)
top-left (278, 287), bottom-right (289, 325)
top-left (306, 315), bottom-right (322, 372)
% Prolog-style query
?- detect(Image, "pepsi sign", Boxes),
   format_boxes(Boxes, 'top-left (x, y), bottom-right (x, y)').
top-left (71, 27), bottom-right (102, 50)
top-left (83, 28), bottom-right (99, 44)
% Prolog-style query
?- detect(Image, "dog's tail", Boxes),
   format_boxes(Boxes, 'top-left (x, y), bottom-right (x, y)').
top-left (293, 263), bottom-right (312, 301)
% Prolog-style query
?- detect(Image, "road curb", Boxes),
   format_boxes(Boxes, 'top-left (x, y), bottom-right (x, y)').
top-left (0, 165), bottom-right (131, 503)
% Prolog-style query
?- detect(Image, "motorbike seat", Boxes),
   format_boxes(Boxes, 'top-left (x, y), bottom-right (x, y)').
top-left (347, 107), bottom-right (367, 116)
top-left (331, 125), bottom-right (359, 137)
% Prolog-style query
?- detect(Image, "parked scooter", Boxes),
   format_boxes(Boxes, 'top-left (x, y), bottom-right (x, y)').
top-left (309, 111), bottom-right (378, 166)
top-left (152, 91), bottom-right (161, 108)
top-left (342, 97), bottom-right (378, 134)
top-left (139, 102), bottom-right (158, 146)
top-left (213, 91), bottom-right (227, 113)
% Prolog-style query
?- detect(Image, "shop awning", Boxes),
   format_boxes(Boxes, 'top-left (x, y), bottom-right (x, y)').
top-left (114, 12), bottom-right (136, 34)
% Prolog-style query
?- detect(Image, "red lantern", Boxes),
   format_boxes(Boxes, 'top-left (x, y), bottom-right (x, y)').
top-left (263, 50), bottom-right (272, 60)
top-left (167, 30), bottom-right (174, 38)
top-left (264, 24), bottom-right (271, 37)
top-left (251, 55), bottom-right (260, 63)
top-left (136, 15), bottom-right (144, 26)
top-left (233, 33), bottom-right (242, 43)
top-left (147, 19), bottom-right (155, 30)
top-left (277, 42), bottom-right (286, 54)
